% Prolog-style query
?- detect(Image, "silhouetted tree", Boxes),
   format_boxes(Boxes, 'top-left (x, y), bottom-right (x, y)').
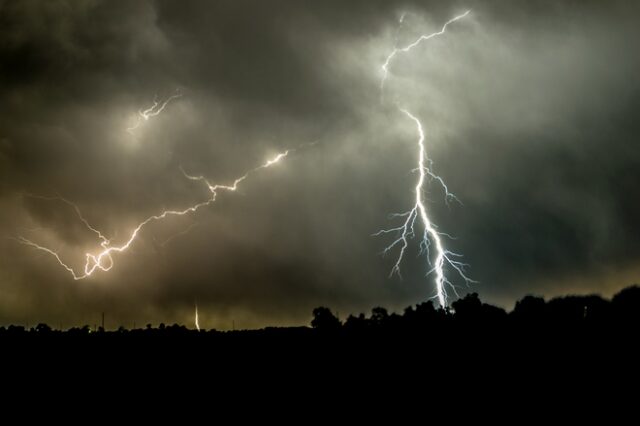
top-left (371, 307), bottom-right (389, 326)
top-left (35, 323), bottom-right (51, 333)
top-left (344, 313), bottom-right (367, 332)
top-left (512, 295), bottom-right (546, 322)
top-left (311, 307), bottom-right (341, 330)
top-left (415, 301), bottom-right (438, 322)
top-left (612, 285), bottom-right (640, 323)
top-left (480, 303), bottom-right (507, 322)
top-left (547, 296), bottom-right (597, 323)
top-left (452, 293), bottom-right (482, 321)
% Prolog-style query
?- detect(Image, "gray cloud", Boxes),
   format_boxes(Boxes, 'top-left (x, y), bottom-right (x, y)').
top-left (1, 0), bottom-right (639, 328)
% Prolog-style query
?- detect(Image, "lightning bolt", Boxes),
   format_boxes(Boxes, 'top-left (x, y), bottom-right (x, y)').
top-left (195, 303), bottom-right (200, 331)
top-left (22, 193), bottom-right (112, 247)
top-left (374, 110), bottom-right (473, 307)
top-left (126, 91), bottom-right (183, 133)
top-left (18, 151), bottom-right (290, 280)
top-left (375, 10), bottom-right (474, 307)
top-left (381, 10), bottom-right (470, 94)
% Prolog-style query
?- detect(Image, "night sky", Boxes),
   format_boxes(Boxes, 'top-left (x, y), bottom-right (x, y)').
top-left (1, 0), bottom-right (639, 329)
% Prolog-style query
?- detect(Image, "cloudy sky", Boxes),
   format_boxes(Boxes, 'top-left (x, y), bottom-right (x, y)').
top-left (1, 0), bottom-right (639, 329)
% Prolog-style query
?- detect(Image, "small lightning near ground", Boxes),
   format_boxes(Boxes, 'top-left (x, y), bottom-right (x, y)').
top-left (17, 151), bottom-right (290, 280)
top-left (375, 10), bottom-right (474, 307)
top-left (195, 303), bottom-right (200, 331)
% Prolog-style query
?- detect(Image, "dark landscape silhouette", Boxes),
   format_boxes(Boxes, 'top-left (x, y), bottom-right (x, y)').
top-left (3, 286), bottom-right (639, 384)
top-left (3, 285), bottom-right (639, 342)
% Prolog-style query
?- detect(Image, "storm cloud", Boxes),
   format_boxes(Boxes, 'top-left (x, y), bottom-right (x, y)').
top-left (1, 0), bottom-right (639, 329)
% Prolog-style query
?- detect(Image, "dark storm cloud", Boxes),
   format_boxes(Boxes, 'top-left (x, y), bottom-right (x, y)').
top-left (0, 0), bottom-right (639, 328)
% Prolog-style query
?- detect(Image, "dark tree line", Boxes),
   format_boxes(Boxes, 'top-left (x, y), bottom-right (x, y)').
top-left (311, 285), bottom-right (640, 333)
top-left (1, 285), bottom-right (639, 339)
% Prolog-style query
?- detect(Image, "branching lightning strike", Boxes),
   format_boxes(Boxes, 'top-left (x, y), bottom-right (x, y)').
top-left (18, 151), bottom-right (289, 280)
top-left (126, 91), bottom-right (183, 133)
top-left (376, 10), bottom-right (474, 307)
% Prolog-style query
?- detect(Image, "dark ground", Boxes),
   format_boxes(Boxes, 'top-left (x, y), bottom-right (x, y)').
top-left (2, 287), bottom-right (638, 408)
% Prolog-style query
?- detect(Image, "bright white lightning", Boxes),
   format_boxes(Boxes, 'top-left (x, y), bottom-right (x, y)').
top-left (18, 151), bottom-right (289, 280)
top-left (195, 304), bottom-right (200, 331)
top-left (376, 10), bottom-right (473, 307)
top-left (374, 110), bottom-right (473, 307)
top-left (381, 10), bottom-right (470, 93)
top-left (126, 91), bottom-right (183, 133)
top-left (180, 150), bottom-right (288, 194)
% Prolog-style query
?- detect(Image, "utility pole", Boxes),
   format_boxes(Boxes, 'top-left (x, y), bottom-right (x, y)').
top-left (101, 312), bottom-right (105, 330)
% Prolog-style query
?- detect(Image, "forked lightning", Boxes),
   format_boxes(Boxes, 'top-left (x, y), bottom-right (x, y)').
top-left (18, 151), bottom-right (289, 280)
top-left (376, 10), bottom-right (474, 306)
